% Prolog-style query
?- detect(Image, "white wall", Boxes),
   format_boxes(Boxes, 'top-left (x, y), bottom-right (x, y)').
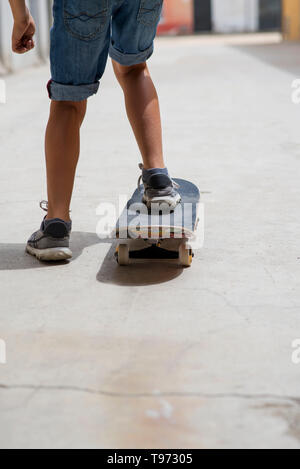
top-left (0, 0), bottom-right (51, 74)
top-left (212, 0), bottom-right (259, 33)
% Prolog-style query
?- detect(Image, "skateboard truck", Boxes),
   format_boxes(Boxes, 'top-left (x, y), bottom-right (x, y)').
top-left (115, 240), bottom-right (193, 267)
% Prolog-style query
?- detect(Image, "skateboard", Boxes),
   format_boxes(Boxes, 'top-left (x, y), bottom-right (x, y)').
top-left (114, 179), bottom-right (201, 267)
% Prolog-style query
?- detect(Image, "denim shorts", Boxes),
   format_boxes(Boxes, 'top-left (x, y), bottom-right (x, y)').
top-left (48, 0), bottom-right (163, 101)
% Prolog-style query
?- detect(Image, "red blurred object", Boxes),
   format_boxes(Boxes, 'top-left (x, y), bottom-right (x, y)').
top-left (157, 0), bottom-right (194, 35)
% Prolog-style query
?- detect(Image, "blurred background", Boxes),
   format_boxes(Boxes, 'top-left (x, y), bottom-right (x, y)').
top-left (1, 0), bottom-right (300, 451)
top-left (158, 0), bottom-right (281, 35)
top-left (1, 0), bottom-right (300, 74)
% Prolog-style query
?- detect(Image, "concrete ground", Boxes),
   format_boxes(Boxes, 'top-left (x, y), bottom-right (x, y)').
top-left (0, 34), bottom-right (300, 449)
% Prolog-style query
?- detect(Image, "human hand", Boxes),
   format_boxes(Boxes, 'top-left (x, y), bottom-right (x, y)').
top-left (12, 10), bottom-right (36, 54)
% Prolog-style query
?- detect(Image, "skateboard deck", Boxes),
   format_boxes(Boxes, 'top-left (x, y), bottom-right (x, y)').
top-left (114, 179), bottom-right (201, 267)
top-left (115, 179), bottom-right (200, 240)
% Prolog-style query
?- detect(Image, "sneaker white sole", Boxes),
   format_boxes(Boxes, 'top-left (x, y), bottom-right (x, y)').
top-left (26, 245), bottom-right (72, 261)
top-left (143, 193), bottom-right (182, 210)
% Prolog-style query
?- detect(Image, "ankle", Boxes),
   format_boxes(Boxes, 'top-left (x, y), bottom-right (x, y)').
top-left (142, 160), bottom-right (165, 170)
top-left (143, 165), bottom-right (166, 170)
top-left (46, 211), bottom-right (71, 223)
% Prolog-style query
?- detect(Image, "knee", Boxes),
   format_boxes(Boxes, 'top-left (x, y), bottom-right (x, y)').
top-left (51, 100), bottom-right (87, 125)
top-left (113, 61), bottom-right (147, 81)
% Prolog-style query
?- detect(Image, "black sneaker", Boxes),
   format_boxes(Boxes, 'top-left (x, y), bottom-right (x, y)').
top-left (138, 164), bottom-right (181, 209)
top-left (26, 202), bottom-right (72, 261)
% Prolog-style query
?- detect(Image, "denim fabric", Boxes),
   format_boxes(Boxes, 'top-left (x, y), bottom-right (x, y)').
top-left (49, 0), bottom-right (163, 101)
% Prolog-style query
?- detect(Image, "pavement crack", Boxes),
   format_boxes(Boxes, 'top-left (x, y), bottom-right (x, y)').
top-left (1, 384), bottom-right (300, 405)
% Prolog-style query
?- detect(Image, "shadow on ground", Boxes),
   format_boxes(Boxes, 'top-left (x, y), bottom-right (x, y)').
top-left (97, 242), bottom-right (183, 287)
top-left (0, 232), bottom-right (183, 286)
top-left (0, 232), bottom-right (102, 271)
top-left (233, 42), bottom-right (300, 76)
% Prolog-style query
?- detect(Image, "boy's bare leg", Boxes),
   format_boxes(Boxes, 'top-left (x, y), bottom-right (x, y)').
top-left (45, 100), bottom-right (87, 221)
top-left (112, 60), bottom-right (164, 170)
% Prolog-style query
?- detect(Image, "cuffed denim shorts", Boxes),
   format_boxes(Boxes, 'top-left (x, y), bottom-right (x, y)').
top-left (48, 0), bottom-right (163, 101)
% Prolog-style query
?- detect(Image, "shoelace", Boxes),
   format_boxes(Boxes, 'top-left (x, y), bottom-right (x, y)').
top-left (40, 200), bottom-right (48, 212)
top-left (137, 163), bottom-right (180, 191)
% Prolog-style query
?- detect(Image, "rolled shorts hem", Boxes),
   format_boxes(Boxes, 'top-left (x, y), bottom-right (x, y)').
top-left (47, 80), bottom-right (100, 101)
top-left (109, 43), bottom-right (154, 66)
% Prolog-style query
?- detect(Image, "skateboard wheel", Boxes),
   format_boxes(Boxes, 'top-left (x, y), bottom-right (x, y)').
top-left (179, 242), bottom-right (193, 267)
top-left (117, 244), bottom-right (129, 266)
